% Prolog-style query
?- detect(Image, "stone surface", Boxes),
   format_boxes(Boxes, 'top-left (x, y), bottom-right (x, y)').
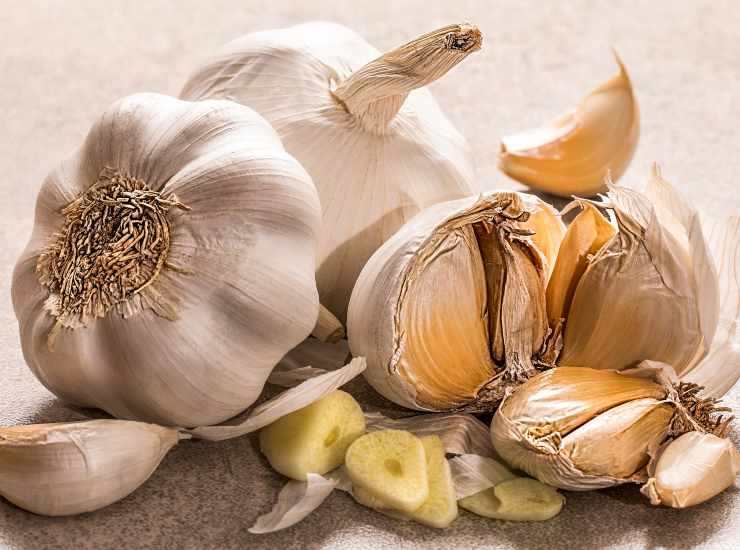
top-left (1, 1), bottom-right (738, 549)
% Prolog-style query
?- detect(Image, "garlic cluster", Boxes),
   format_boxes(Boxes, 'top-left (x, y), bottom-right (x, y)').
top-left (348, 191), bottom-right (564, 412)
top-left (12, 93), bottom-right (321, 427)
top-left (181, 22), bottom-right (482, 321)
top-left (499, 54), bottom-right (639, 197)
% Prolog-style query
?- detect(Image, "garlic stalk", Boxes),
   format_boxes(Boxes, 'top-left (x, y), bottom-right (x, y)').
top-left (0, 420), bottom-right (180, 516)
top-left (11, 93), bottom-right (321, 427)
top-left (181, 22), bottom-right (482, 322)
top-left (499, 53), bottom-right (639, 197)
top-left (348, 191), bottom-right (564, 412)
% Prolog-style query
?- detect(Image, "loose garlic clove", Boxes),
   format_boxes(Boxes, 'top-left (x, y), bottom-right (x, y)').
top-left (0, 420), bottom-right (179, 516)
top-left (345, 430), bottom-right (429, 513)
top-left (499, 53), bottom-right (639, 197)
top-left (459, 477), bottom-right (564, 521)
top-left (641, 432), bottom-right (740, 508)
top-left (259, 390), bottom-right (366, 481)
top-left (348, 191), bottom-right (564, 413)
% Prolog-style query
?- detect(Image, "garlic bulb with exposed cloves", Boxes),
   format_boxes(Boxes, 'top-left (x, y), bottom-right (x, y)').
top-left (181, 22), bottom-right (482, 322)
top-left (12, 93), bottom-right (321, 427)
top-left (348, 191), bottom-right (565, 412)
top-left (499, 54), bottom-right (639, 197)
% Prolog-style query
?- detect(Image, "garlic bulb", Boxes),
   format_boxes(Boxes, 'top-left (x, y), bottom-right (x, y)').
top-left (0, 420), bottom-right (180, 516)
top-left (641, 431), bottom-right (739, 508)
top-left (348, 191), bottom-right (565, 412)
top-left (181, 22), bottom-right (482, 322)
top-left (490, 366), bottom-right (731, 491)
top-left (499, 53), bottom-right (639, 197)
top-left (549, 167), bottom-right (719, 375)
top-left (11, 93), bottom-right (321, 427)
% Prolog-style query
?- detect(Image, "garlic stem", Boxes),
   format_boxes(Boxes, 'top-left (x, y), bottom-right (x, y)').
top-left (332, 24), bottom-right (482, 133)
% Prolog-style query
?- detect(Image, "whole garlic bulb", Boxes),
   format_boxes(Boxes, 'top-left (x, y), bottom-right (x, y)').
top-left (348, 191), bottom-right (565, 412)
top-left (12, 93), bottom-right (321, 427)
top-left (181, 22), bottom-right (482, 322)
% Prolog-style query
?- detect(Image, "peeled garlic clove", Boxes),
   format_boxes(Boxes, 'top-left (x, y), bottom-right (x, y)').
top-left (345, 429), bottom-right (429, 513)
top-left (641, 432), bottom-right (740, 508)
top-left (259, 390), bottom-right (366, 480)
top-left (0, 420), bottom-right (179, 516)
top-left (459, 478), bottom-right (564, 521)
top-left (349, 191), bottom-right (562, 413)
top-left (499, 53), bottom-right (639, 197)
top-left (408, 436), bottom-right (458, 528)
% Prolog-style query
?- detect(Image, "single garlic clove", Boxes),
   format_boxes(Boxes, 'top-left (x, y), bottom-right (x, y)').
top-left (408, 436), bottom-right (459, 528)
top-left (0, 419), bottom-right (179, 516)
top-left (259, 390), bottom-right (366, 480)
top-left (641, 431), bottom-right (740, 508)
top-left (459, 477), bottom-right (564, 521)
top-left (499, 53), bottom-right (639, 197)
top-left (345, 429), bottom-right (429, 513)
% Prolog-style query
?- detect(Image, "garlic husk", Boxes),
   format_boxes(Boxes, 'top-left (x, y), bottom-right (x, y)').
top-left (348, 191), bottom-right (564, 412)
top-left (555, 168), bottom-right (718, 375)
top-left (181, 22), bottom-right (482, 322)
top-left (12, 93), bottom-right (321, 427)
top-left (499, 53), bottom-right (639, 197)
top-left (641, 431), bottom-right (739, 508)
top-left (0, 420), bottom-right (179, 516)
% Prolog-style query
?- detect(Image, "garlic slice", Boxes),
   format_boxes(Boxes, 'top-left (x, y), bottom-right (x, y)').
top-left (0, 420), bottom-right (180, 516)
top-left (641, 431), bottom-right (739, 508)
top-left (449, 454), bottom-right (517, 500)
top-left (499, 53), bottom-right (639, 197)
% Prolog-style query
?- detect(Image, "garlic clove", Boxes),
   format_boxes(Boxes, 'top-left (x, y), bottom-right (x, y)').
top-left (641, 432), bottom-right (739, 508)
top-left (519, 195), bottom-right (567, 280)
top-left (0, 419), bottom-right (179, 516)
top-left (459, 477), bottom-right (564, 522)
top-left (408, 436), bottom-right (458, 529)
top-left (259, 390), bottom-right (366, 481)
top-left (499, 53), bottom-right (639, 197)
top-left (546, 202), bottom-right (616, 327)
top-left (345, 429), bottom-right (429, 513)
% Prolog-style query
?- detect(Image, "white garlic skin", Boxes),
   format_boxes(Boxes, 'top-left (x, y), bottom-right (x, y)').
top-left (181, 22), bottom-right (478, 322)
top-left (0, 420), bottom-right (179, 516)
top-left (12, 93), bottom-right (321, 426)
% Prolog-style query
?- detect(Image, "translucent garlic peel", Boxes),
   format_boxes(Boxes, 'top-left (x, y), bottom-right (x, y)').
top-left (0, 420), bottom-right (179, 516)
top-left (499, 53), bottom-right (639, 197)
top-left (348, 191), bottom-right (561, 412)
top-left (181, 22), bottom-right (482, 322)
top-left (11, 93), bottom-right (321, 427)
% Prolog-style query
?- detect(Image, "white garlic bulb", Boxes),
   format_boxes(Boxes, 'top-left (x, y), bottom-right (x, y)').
top-left (12, 93), bottom-right (321, 427)
top-left (181, 22), bottom-right (482, 321)
top-left (348, 191), bottom-right (564, 412)
top-left (0, 420), bottom-right (180, 516)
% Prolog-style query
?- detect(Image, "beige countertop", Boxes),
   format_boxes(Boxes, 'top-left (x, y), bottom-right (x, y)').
top-left (1, 1), bottom-right (738, 548)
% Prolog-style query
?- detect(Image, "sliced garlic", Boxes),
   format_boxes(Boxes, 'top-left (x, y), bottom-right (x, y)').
top-left (408, 436), bottom-right (459, 528)
top-left (459, 478), bottom-right (564, 521)
top-left (0, 420), bottom-right (179, 516)
top-left (259, 390), bottom-right (366, 481)
top-left (499, 53), bottom-right (639, 197)
top-left (641, 431), bottom-right (740, 508)
top-left (345, 429), bottom-right (429, 513)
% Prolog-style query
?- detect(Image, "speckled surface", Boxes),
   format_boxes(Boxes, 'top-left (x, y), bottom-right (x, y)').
top-left (1, 1), bottom-right (738, 549)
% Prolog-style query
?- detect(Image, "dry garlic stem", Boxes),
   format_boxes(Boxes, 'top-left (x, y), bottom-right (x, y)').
top-left (499, 53), bottom-right (639, 197)
top-left (0, 420), bottom-right (180, 516)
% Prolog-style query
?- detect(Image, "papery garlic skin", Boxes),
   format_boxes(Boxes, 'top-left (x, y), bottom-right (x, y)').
top-left (181, 22), bottom-right (482, 322)
top-left (348, 191), bottom-right (564, 412)
top-left (0, 420), bottom-right (179, 516)
top-left (12, 93), bottom-right (321, 427)
top-left (499, 54), bottom-right (639, 197)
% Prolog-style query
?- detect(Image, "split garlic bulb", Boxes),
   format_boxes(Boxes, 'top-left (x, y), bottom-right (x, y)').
top-left (348, 191), bottom-right (565, 412)
top-left (181, 22), bottom-right (482, 321)
top-left (11, 93), bottom-right (321, 427)
top-left (0, 420), bottom-right (180, 516)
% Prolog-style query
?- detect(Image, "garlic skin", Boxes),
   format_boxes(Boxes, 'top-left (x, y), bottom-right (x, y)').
top-left (499, 54), bottom-right (639, 197)
top-left (0, 420), bottom-right (179, 516)
top-left (348, 191), bottom-right (564, 412)
top-left (12, 93), bottom-right (321, 427)
top-left (641, 431), bottom-right (739, 508)
top-left (181, 22), bottom-right (482, 322)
